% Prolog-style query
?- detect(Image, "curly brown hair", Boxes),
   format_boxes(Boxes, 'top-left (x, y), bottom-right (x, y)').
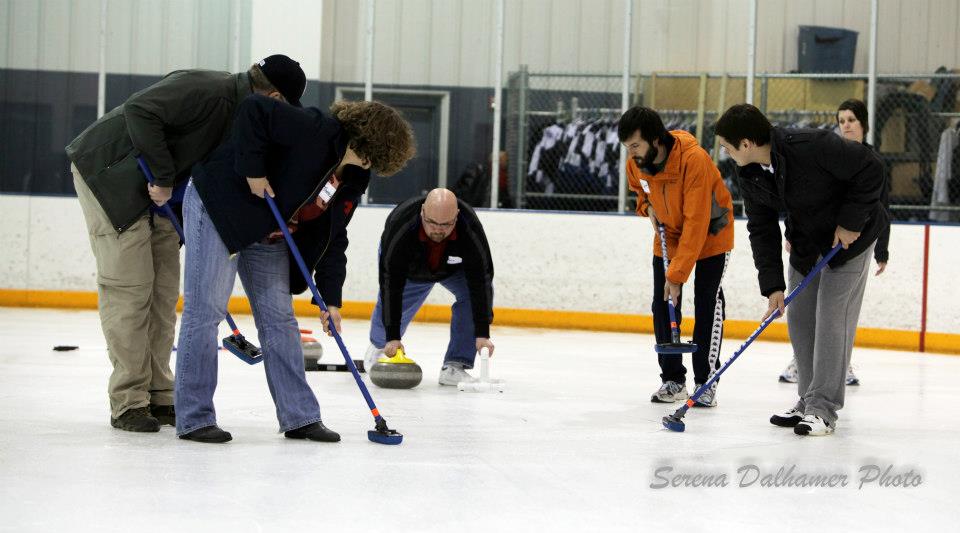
top-left (330, 100), bottom-right (416, 176)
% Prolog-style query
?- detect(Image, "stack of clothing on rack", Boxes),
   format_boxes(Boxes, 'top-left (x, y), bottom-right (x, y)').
top-left (527, 119), bottom-right (621, 196)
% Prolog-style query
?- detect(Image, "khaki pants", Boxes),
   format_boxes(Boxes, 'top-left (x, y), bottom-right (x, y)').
top-left (72, 164), bottom-right (179, 418)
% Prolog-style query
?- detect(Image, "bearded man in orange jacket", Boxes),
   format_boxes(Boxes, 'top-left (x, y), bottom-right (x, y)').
top-left (620, 106), bottom-right (735, 406)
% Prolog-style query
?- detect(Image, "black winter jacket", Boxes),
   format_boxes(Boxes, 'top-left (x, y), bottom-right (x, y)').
top-left (191, 95), bottom-right (369, 306)
top-left (864, 142), bottom-right (891, 264)
top-left (734, 127), bottom-right (887, 297)
top-left (66, 70), bottom-right (251, 232)
top-left (378, 197), bottom-right (494, 340)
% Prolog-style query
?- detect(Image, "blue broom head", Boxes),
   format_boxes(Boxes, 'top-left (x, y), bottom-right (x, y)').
top-left (663, 406), bottom-right (688, 432)
top-left (222, 335), bottom-right (263, 365)
top-left (662, 414), bottom-right (686, 432)
top-left (368, 429), bottom-right (403, 445)
top-left (655, 342), bottom-right (698, 354)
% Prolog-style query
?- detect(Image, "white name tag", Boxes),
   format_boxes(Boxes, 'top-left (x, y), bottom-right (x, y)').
top-left (317, 181), bottom-right (337, 203)
top-left (447, 256), bottom-right (463, 265)
top-left (639, 179), bottom-right (651, 194)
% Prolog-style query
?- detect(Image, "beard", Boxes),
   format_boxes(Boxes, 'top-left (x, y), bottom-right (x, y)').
top-left (634, 145), bottom-right (661, 175)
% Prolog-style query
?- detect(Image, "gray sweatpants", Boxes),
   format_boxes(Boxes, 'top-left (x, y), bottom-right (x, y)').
top-left (787, 242), bottom-right (874, 427)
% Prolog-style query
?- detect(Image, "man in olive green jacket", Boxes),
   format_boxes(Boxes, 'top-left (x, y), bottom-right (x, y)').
top-left (66, 55), bottom-right (306, 432)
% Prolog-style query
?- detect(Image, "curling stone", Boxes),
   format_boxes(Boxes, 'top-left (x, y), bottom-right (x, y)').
top-left (369, 348), bottom-right (422, 389)
top-left (301, 333), bottom-right (324, 369)
top-left (300, 329), bottom-right (323, 368)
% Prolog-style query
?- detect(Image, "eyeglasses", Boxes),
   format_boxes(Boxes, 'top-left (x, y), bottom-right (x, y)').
top-left (423, 215), bottom-right (457, 229)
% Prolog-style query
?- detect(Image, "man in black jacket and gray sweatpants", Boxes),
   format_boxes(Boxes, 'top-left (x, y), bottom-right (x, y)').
top-left (65, 55), bottom-right (306, 432)
top-left (365, 189), bottom-right (495, 386)
top-left (716, 104), bottom-right (886, 437)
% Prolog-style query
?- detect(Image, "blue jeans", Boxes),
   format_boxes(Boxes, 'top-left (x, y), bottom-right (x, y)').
top-left (175, 182), bottom-right (321, 435)
top-left (369, 270), bottom-right (477, 369)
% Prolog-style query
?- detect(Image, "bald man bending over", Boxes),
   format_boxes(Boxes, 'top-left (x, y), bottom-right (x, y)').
top-left (365, 189), bottom-right (495, 385)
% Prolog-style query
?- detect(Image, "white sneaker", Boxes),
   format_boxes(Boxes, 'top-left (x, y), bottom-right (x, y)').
top-left (650, 381), bottom-right (688, 403)
top-left (770, 407), bottom-right (804, 427)
top-left (364, 344), bottom-right (385, 372)
top-left (845, 365), bottom-right (860, 386)
top-left (692, 382), bottom-right (717, 407)
top-left (794, 414), bottom-right (835, 436)
top-left (439, 363), bottom-right (476, 386)
top-left (779, 358), bottom-right (798, 383)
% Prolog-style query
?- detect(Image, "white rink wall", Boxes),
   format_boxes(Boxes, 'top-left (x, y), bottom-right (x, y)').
top-left (1, 194), bottom-right (957, 336)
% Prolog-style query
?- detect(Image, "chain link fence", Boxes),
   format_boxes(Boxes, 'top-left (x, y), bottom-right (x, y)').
top-left (748, 72), bottom-right (960, 222)
top-left (506, 67), bottom-right (960, 222)
top-left (874, 73), bottom-right (960, 222)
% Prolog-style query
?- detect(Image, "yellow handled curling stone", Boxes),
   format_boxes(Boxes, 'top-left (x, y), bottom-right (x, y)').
top-left (369, 348), bottom-right (423, 389)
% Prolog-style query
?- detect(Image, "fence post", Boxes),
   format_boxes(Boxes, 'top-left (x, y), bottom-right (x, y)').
top-left (361, 0), bottom-right (375, 205)
top-left (489, 0), bottom-right (504, 209)
top-left (760, 73), bottom-right (768, 114)
top-left (230, 0), bottom-right (241, 72)
top-left (695, 73), bottom-right (707, 145)
top-left (515, 65), bottom-right (528, 209)
top-left (746, 0), bottom-right (758, 104)
top-left (97, 0), bottom-right (107, 118)
top-left (712, 74), bottom-right (728, 162)
top-left (649, 73), bottom-right (657, 109)
top-left (618, 0), bottom-right (633, 213)
top-left (867, 0), bottom-right (878, 145)
top-left (634, 73), bottom-right (644, 105)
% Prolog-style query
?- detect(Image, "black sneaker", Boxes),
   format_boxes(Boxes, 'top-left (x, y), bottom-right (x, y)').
top-left (110, 407), bottom-right (161, 432)
top-left (179, 425), bottom-right (232, 443)
top-left (770, 407), bottom-right (803, 427)
top-left (284, 422), bottom-right (341, 442)
top-left (149, 404), bottom-right (175, 426)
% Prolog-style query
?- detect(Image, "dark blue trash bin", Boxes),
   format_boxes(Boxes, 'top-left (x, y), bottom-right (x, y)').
top-left (798, 25), bottom-right (858, 73)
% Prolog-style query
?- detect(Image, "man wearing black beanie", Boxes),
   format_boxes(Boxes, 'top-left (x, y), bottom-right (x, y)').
top-left (66, 55), bottom-right (306, 433)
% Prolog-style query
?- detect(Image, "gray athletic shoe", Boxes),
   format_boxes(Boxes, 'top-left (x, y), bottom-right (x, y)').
top-left (650, 381), bottom-right (688, 403)
top-left (364, 343), bottom-right (385, 372)
top-left (692, 382), bottom-right (718, 407)
top-left (439, 362), bottom-right (476, 386)
top-left (845, 365), bottom-right (860, 386)
top-left (779, 358), bottom-right (798, 383)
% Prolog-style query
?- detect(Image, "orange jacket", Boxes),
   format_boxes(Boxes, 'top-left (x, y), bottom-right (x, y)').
top-left (627, 130), bottom-right (734, 284)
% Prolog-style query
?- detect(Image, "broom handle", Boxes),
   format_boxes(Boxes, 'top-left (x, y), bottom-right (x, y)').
top-left (264, 194), bottom-right (385, 422)
top-left (685, 243), bottom-right (843, 406)
top-left (656, 224), bottom-right (683, 344)
top-left (136, 156), bottom-right (247, 337)
top-left (136, 156), bottom-right (185, 243)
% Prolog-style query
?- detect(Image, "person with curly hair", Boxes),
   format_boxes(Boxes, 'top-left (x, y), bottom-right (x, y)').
top-left (174, 95), bottom-right (415, 443)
